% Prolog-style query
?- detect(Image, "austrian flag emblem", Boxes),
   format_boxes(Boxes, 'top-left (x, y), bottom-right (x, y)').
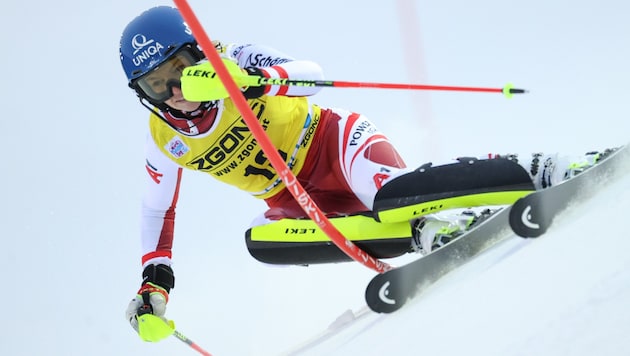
top-left (166, 136), bottom-right (189, 158)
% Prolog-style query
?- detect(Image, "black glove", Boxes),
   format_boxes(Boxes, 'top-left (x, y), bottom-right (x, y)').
top-left (125, 264), bottom-right (175, 342)
top-left (242, 67), bottom-right (268, 99)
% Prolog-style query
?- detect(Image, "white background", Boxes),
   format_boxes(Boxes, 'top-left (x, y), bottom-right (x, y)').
top-left (2, 0), bottom-right (629, 355)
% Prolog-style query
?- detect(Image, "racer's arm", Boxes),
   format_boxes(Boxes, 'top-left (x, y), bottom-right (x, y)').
top-left (140, 136), bottom-right (182, 268)
top-left (224, 42), bottom-right (325, 97)
top-left (125, 136), bottom-right (181, 342)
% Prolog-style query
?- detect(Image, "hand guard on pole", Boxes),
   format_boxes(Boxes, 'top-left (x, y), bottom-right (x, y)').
top-left (180, 58), bottom-right (264, 101)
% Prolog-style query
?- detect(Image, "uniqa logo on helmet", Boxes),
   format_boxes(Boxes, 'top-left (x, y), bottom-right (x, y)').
top-left (131, 34), bottom-right (165, 67)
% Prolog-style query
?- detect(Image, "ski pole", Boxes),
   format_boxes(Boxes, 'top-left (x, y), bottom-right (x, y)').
top-left (173, 330), bottom-right (213, 356)
top-left (255, 78), bottom-right (527, 98)
top-left (137, 300), bottom-right (213, 355)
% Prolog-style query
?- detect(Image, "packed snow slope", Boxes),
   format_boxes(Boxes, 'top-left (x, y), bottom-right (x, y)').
top-left (2, 0), bottom-right (630, 355)
top-left (282, 168), bottom-right (630, 356)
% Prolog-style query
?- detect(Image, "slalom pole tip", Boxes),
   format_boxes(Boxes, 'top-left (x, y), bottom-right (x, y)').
top-left (502, 83), bottom-right (528, 99)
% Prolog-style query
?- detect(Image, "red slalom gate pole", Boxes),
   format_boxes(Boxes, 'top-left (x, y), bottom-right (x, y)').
top-left (172, 0), bottom-right (392, 274)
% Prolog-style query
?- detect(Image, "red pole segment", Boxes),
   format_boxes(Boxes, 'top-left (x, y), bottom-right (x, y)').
top-left (173, 330), bottom-right (213, 356)
top-left (332, 81), bottom-right (504, 92)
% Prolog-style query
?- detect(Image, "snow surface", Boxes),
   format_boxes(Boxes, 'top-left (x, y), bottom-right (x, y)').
top-left (2, 0), bottom-right (630, 355)
top-left (284, 171), bottom-right (630, 356)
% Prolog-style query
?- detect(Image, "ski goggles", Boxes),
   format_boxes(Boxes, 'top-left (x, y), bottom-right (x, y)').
top-left (132, 47), bottom-right (199, 103)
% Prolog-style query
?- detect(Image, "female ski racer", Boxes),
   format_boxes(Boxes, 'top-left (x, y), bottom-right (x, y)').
top-left (120, 6), bottom-right (598, 342)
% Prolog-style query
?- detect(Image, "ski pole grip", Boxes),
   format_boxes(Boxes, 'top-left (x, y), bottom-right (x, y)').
top-left (137, 291), bottom-right (154, 316)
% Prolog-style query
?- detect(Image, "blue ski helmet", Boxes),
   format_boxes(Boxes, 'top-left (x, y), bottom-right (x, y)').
top-left (119, 6), bottom-right (204, 102)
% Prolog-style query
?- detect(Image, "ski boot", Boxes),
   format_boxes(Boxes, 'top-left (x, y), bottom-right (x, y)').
top-left (411, 209), bottom-right (494, 255)
top-left (529, 150), bottom-right (618, 189)
top-left (565, 149), bottom-right (616, 177)
top-left (493, 149), bottom-right (615, 190)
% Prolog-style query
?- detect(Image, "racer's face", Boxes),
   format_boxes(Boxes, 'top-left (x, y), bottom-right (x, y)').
top-left (164, 86), bottom-right (202, 112)
top-left (133, 47), bottom-right (202, 111)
